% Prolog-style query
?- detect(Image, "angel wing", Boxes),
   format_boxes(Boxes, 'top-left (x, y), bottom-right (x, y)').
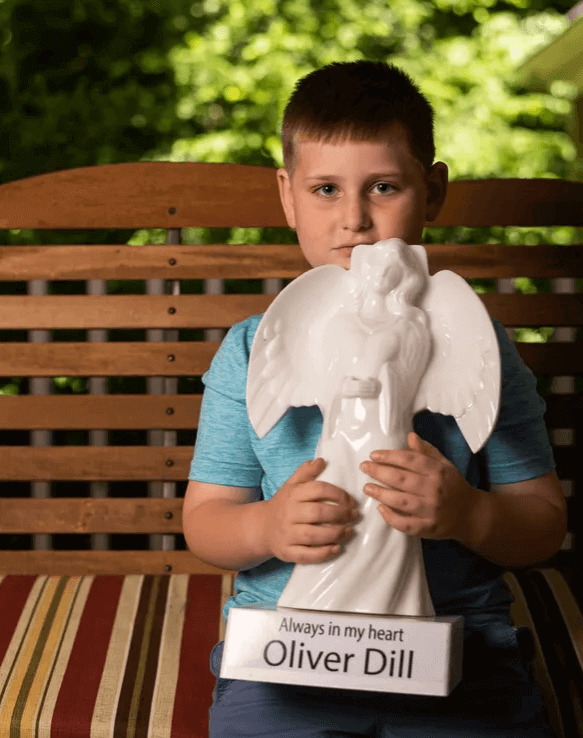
top-left (247, 265), bottom-right (353, 438)
top-left (413, 270), bottom-right (501, 453)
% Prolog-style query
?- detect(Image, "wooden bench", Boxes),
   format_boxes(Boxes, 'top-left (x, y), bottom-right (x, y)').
top-left (0, 163), bottom-right (581, 737)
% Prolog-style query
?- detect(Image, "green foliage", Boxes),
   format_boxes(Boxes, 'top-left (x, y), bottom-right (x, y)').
top-left (162, 0), bottom-right (578, 186)
top-left (0, 0), bottom-right (580, 399)
top-left (0, 0), bottom-right (199, 184)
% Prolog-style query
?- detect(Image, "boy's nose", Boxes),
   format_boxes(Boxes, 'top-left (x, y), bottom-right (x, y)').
top-left (342, 196), bottom-right (372, 232)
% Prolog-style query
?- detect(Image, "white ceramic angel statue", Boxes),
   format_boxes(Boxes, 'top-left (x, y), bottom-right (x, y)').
top-left (246, 239), bottom-right (500, 617)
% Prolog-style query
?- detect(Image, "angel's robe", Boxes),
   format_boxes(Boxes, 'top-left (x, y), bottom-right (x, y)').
top-left (278, 310), bottom-right (436, 616)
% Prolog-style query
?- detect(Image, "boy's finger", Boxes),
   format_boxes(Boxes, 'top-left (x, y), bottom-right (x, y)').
top-left (286, 457), bottom-right (326, 484)
top-left (407, 431), bottom-right (443, 460)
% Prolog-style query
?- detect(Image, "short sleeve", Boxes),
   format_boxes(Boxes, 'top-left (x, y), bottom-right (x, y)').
top-left (478, 320), bottom-right (555, 485)
top-left (189, 318), bottom-right (263, 487)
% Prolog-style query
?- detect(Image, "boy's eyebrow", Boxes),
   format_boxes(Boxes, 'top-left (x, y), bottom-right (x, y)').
top-left (305, 171), bottom-right (404, 181)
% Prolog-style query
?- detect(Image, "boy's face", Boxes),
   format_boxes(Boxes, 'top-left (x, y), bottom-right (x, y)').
top-left (277, 123), bottom-right (448, 269)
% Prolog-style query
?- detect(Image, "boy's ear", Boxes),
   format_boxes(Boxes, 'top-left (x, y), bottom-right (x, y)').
top-left (424, 161), bottom-right (449, 223)
top-left (276, 168), bottom-right (297, 229)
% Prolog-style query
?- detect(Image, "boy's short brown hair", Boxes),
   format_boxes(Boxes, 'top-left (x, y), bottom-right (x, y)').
top-left (282, 61), bottom-right (435, 175)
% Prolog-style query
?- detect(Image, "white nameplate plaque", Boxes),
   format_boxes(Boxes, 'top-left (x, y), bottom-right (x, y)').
top-left (221, 604), bottom-right (463, 696)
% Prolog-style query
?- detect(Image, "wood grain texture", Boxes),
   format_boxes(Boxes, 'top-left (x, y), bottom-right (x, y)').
top-left (1, 387), bottom-right (580, 428)
top-left (0, 341), bottom-right (218, 376)
top-left (0, 550), bottom-right (232, 576)
top-left (0, 293), bottom-right (580, 331)
top-left (0, 447), bottom-right (192, 480)
top-left (0, 243), bottom-right (580, 280)
top-left (0, 294), bottom-right (273, 329)
top-left (0, 162), bottom-right (287, 229)
top-left (0, 498), bottom-right (185, 533)
top-left (431, 179), bottom-right (583, 227)
top-left (0, 394), bottom-right (202, 429)
top-left (0, 244), bottom-right (309, 281)
top-left (482, 293), bottom-right (583, 327)
top-left (1, 167), bottom-right (582, 229)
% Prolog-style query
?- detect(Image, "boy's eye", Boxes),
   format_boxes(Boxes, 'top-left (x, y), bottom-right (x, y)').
top-left (372, 182), bottom-right (395, 194)
top-left (316, 184), bottom-right (338, 196)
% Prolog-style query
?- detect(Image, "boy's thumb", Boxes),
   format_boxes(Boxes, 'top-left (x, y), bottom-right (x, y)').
top-left (289, 457), bottom-right (325, 483)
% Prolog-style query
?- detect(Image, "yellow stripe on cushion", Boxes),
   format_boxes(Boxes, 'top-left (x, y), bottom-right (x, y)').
top-left (90, 575), bottom-right (143, 738)
top-left (36, 576), bottom-right (94, 738)
top-left (20, 577), bottom-right (83, 736)
top-left (0, 577), bottom-right (60, 733)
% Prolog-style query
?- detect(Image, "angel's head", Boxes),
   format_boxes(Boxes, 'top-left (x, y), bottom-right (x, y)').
top-left (349, 240), bottom-right (427, 311)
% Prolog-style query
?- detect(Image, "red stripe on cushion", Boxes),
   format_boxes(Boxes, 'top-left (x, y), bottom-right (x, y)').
top-left (0, 576), bottom-right (38, 667)
top-left (52, 575), bottom-right (124, 738)
top-left (171, 575), bottom-right (222, 738)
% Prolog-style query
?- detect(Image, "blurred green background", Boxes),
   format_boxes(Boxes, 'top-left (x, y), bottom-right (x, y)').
top-left (1, 0), bottom-right (580, 182)
top-left (0, 0), bottom-right (581, 404)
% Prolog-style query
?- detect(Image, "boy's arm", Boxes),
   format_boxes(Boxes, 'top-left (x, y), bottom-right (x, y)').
top-left (183, 459), bottom-right (359, 571)
top-left (182, 481), bottom-right (271, 571)
top-left (463, 470), bottom-right (567, 567)
top-left (361, 432), bottom-right (567, 568)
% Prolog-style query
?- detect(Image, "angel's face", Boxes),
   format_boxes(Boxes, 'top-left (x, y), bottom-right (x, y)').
top-left (277, 126), bottom-right (448, 269)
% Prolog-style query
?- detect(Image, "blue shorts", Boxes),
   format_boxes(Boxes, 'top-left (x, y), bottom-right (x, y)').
top-left (209, 622), bottom-right (556, 737)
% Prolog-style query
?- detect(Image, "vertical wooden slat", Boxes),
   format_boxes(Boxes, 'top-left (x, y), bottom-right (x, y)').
top-left (147, 229), bottom-right (182, 555)
top-left (163, 229), bottom-right (181, 554)
top-left (262, 278), bottom-right (283, 295)
top-left (88, 279), bottom-right (110, 551)
top-left (147, 275), bottom-right (166, 551)
top-left (204, 279), bottom-right (225, 344)
top-left (497, 277), bottom-right (516, 340)
top-left (28, 280), bottom-right (52, 551)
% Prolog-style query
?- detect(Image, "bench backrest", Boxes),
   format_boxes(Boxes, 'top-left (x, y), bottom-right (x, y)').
top-left (0, 163), bottom-right (581, 575)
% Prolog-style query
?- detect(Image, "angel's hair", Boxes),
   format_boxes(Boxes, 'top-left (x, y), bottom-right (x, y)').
top-left (282, 61), bottom-right (435, 175)
top-left (349, 242), bottom-right (427, 314)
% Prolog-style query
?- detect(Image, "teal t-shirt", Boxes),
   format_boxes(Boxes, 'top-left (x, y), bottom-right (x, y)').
top-left (189, 315), bottom-right (555, 627)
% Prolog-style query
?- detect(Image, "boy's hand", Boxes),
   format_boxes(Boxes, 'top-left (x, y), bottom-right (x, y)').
top-left (360, 432), bottom-right (477, 542)
top-left (264, 458), bottom-right (358, 564)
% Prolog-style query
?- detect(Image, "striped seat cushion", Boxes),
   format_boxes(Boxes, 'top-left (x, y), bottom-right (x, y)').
top-left (0, 574), bottom-right (222, 738)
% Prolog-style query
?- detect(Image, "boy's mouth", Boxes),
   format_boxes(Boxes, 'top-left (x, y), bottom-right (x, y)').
top-left (335, 242), bottom-right (371, 250)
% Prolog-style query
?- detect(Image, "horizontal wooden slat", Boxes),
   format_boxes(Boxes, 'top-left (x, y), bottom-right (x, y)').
top-left (0, 244), bottom-right (581, 281)
top-left (0, 498), bottom-right (184, 534)
top-left (0, 342), bottom-right (580, 380)
top-left (0, 293), bottom-right (580, 332)
top-left (0, 550), bottom-right (232, 576)
top-left (0, 394), bottom-right (202, 429)
top-left (0, 294), bottom-right (273, 329)
top-left (0, 244), bottom-right (309, 281)
top-left (0, 162), bottom-right (287, 229)
top-left (516, 343), bottom-right (583, 375)
top-left (432, 179), bottom-right (583, 227)
top-left (0, 447), bottom-right (192, 480)
top-left (427, 244), bottom-right (583, 279)
top-left (2, 391), bottom-right (581, 430)
top-left (0, 342), bottom-right (218, 376)
top-left (483, 293), bottom-right (583, 327)
top-left (1, 168), bottom-right (582, 230)
top-left (0, 440), bottom-right (576, 483)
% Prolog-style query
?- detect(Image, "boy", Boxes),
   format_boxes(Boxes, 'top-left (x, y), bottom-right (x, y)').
top-left (183, 61), bottom-right (567, 737)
